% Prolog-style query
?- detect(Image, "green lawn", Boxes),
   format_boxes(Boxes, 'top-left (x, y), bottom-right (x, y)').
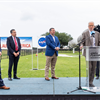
top-left (1, 51), bottom-right (86, 78)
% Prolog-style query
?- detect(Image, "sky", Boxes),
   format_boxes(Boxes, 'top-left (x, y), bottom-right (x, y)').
top-left (0, 0), bottom-right (100, 47)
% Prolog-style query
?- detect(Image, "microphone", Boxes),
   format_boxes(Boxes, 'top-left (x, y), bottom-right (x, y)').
top-left (94, 25), bottom-right (100, 33)
top-left (91, 31), bottom-right (95, 37)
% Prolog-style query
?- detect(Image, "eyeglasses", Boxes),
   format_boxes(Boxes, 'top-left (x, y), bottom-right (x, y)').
top-left (89, 25), bottom-right (94, 27)
top-left (13, 32), bottom-right (16, 33)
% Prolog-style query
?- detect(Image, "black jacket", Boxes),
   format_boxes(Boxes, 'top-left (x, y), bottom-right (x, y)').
top-left (7, 36), bottom-right (21, 56)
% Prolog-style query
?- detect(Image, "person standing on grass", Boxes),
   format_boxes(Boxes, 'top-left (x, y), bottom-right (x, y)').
top-left (45, 28), bottom-right (60, 81)
top-left (7, 29), bottom-right (21, 81)
top-left (0, 39), bottom-right (10, 89)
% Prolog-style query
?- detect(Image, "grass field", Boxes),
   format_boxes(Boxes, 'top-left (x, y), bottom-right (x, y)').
top-left (1, 51), bottom-right (87, 78)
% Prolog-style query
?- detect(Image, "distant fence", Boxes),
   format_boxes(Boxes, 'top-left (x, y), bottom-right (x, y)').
top-left (1, 48), bottom-right (79, 60)
top-left (1, 48), bottom-right (46, 59)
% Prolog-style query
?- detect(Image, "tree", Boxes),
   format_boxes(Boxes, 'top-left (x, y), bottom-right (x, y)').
top-left (41, 31), bottom-right (73, 48)
top-left (68, 39), bottom-right (79, 50)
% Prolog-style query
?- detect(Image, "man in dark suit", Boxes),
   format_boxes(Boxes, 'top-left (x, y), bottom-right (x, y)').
top-left (0, 38), bottom-right (10, 89)
top-left (7, 29), bottom-right (21, 81)
top-left (45, 28), bottom-right (60, 81)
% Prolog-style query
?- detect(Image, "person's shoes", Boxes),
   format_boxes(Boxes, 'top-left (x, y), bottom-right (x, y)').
top-left (0, 86), bottom-right (10, 90)
top-left (96, 76), bottom-right (99, 79)
top-left (8, 77), bottom-right (12, 81)
top-left (45, 77), bottom-right (50, 81)
top-left (89, 84), bottom-right (95, 87)
top-left (51, 76), bottom-right (59, 79)
top-left (14, 76), bottom-right (20, 79)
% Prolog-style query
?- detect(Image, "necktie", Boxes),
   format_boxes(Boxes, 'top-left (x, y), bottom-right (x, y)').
top-left (14, 37), bottom-right (18, 51)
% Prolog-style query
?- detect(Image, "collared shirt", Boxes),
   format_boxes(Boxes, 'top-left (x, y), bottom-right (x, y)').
top-left (50, 34), bottom-right (55, 42)
top-left (50, 34), bottom-right (57, 49)
top-left (89, 29), bottom-right (95, 46)
top-left (12, 36), bottom-right (18, 48)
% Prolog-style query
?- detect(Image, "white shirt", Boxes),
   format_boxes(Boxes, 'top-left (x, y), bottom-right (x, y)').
top-left (50, 34), bottom-right (57, 49)
top-left (12, 36), bottom-right (18, 47)
top-left (89, 30), bottom-right (95, 46)
top-left (50, 34), bottom-right (55, 42)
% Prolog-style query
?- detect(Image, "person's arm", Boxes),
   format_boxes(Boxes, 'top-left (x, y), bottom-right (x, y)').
top-left (18, 38), bottom-right (21, 53)
top-left (0, 47), bottom-right (1, 52)
top-left (46, 36), bottom-right (56, 50)
top-left (57, 37), bottom-right (60, 48)
top-left (55, 37), bottom-right (60, 51)
top-left (17, 38), bottom-right (21, 56)
top-left (80, 32), bottom-right (85, 49)
top-left (7, 38), bottom-right (15, 54)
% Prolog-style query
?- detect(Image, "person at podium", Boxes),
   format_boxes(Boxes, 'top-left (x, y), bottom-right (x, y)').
top-left (80, 22), bottom-right (100, 87)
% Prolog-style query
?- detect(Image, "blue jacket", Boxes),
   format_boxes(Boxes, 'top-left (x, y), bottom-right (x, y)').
top-left (45, 34), bottom-right (60, 56)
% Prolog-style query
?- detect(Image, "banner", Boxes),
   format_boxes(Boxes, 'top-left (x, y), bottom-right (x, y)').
top-left (38, 36), bottom-right (46, 48)
top-left (1, 37), bottom-right (32, 50)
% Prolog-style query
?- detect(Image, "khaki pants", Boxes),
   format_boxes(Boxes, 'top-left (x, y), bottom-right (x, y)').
top-left (45, 53), bottom-right (57, 78)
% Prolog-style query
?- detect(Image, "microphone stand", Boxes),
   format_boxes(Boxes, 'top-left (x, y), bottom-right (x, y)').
top-left (67, 35), bottom-right (96, 94)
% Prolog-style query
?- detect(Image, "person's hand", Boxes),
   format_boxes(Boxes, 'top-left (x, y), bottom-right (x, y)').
top-left (80, 45), bottom-right (83, 50)
top-left (55, 47), bottom-right (59, 51)
top-left (57, 47), bottom-right (60, 51)
top-left (13, 52), bottom-right (17, 57)
top-left (0, 52), bottom-right (2, 56)
top-left (16, 52), bottom-right (19, 56)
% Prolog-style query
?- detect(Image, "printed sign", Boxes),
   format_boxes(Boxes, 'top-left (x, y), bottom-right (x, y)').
top-left (1, 37), bottom-right (32, 49)
top-left (38, 36), bottom-right (46, 48)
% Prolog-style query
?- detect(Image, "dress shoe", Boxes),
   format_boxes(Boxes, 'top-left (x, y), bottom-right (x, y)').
top-left (51, 76), bottom-right (59, 79)
top-left (45, 77), bottom-right (50, 81)
top-left (14, 76), bottom-right (20, 79)
top-left (0, 86), bottom-right (10, 90)
top-left (89, 84), bottom-right (95, 87)
top-left (96, 76), bottom-right (99, 79)
top-left (8, 77), bottom-right (12, 81)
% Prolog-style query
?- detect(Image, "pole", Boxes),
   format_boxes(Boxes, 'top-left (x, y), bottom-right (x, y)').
top-left (79, 43), bottom-right (81, 89)
top-left (32, 49), bottom-right (33, 70)
top-left (73, 48), bottom-right (75, 53)
top-left (37, 47), bottom-right (38, 70)
top-left (32, 37), bottom-right (33, 70)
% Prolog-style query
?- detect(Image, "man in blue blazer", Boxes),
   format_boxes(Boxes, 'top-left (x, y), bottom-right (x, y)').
top-left (7, 29), bottom-right (21, 81)
top-left (0, 38), bottom-right (10, 89)
top-left (45, 28), bottom-right (60, 81)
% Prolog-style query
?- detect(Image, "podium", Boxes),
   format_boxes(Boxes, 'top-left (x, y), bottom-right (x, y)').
top-left (83, 46), bottom-right (100, 91)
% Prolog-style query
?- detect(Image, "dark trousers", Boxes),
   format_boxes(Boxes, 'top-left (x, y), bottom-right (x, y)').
top-left (89, 61), bottom-right (97, 84)
top-left (0, 68), bottom-right (5, 87)
top-left (96, 61), bottom-right (99, 77)
top-left (8, 55), bottom-right (19, 78)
